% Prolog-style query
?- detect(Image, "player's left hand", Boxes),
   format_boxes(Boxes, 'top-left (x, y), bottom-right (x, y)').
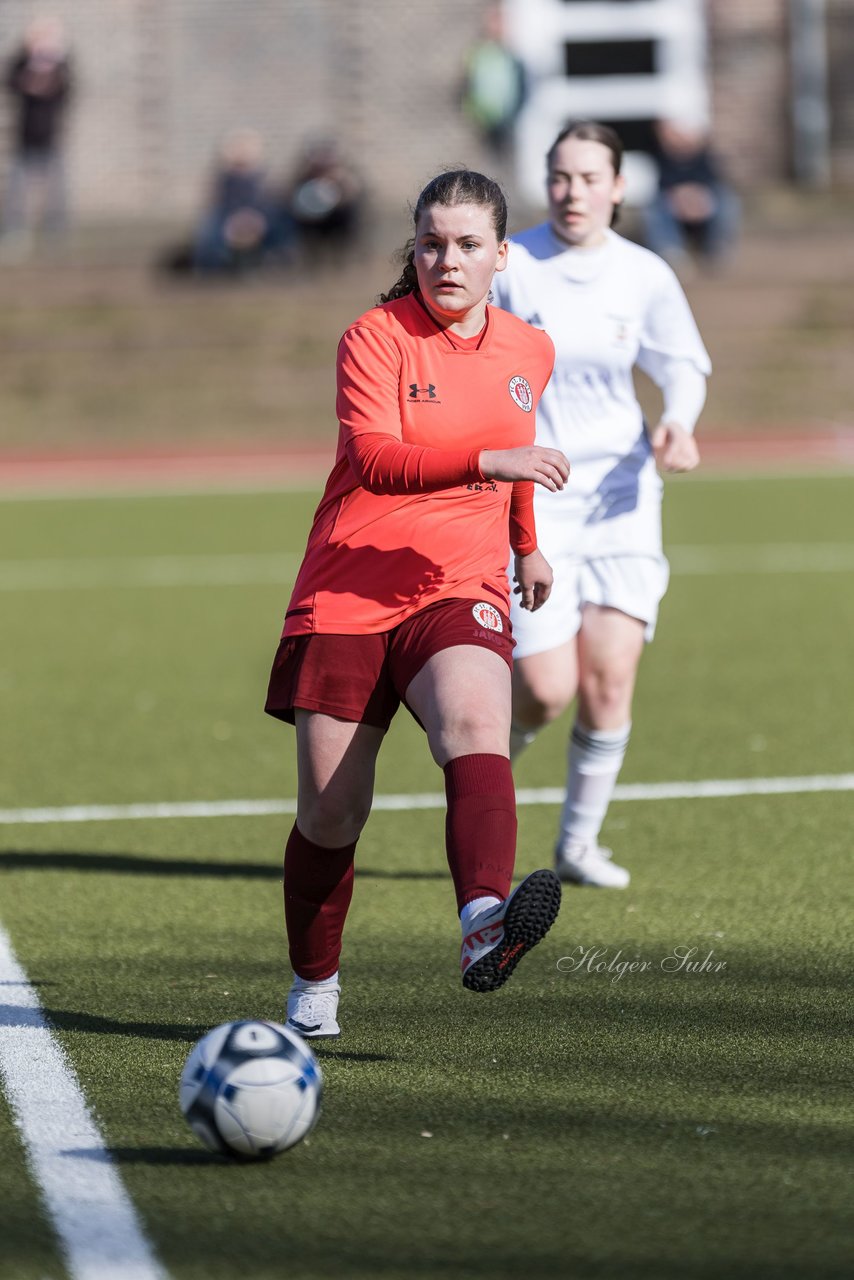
top-left (651, 421), bottom-right (700, 473)
top-left (513, 548), bottom-right (554, 612)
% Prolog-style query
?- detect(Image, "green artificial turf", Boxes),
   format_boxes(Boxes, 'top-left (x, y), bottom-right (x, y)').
top-left (1, 475), bottom-right (852, 1279)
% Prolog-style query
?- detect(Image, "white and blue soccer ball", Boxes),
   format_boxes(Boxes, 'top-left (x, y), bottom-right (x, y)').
top-left (179, 1019), bottom-right (322, 1159)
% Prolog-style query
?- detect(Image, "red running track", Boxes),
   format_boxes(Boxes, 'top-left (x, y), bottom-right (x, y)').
top-left (2, 430), bottom-right (854, 495)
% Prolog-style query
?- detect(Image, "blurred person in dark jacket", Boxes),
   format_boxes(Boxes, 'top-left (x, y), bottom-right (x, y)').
top-left (2, 15), bottom-right (73, 252)
top-left (193, 128), bottom-right (293, 275)
top-left (283, 138), bottom-right (364, 270)
top-left (642, 118), bottom-right (739, 273)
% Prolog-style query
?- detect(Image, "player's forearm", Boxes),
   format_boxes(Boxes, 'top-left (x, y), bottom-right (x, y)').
top-left (660, 362), bottom-right (707, 434)
top-left (509, 481), bottom-right (537, 556)
top-left (346, 433), bottom-right (483, 494)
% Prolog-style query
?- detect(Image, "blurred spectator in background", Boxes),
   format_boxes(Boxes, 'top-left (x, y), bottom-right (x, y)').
top-left (282, 137), bottom-right (364, 270)
top-left (642, 118), bottom-right (739, 272)
top-left (461, 1), bottom-right (526, 160)
top-left (192, 128), bottom-right (293, 276)
top-left (2, 15), bottom-right (73, 256)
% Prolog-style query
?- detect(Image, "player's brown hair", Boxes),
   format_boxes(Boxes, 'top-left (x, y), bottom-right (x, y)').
top-left (379, 169), bottom-right (507, 304)
top-left (547, 121), bottom-right (624, 225)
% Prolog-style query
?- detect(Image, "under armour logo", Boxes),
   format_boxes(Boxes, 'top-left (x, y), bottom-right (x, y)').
top-left (409, 383), bottom-right (436, 399)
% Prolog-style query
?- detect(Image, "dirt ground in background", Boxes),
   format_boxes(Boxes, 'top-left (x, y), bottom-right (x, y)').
top-left (666, 218), bottom-right (854, 438)
top-left (0, 199), bottom-right (852, 470)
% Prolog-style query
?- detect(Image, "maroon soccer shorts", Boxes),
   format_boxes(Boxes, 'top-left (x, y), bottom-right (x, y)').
top-left (264, 596), bottom-right (514, 729)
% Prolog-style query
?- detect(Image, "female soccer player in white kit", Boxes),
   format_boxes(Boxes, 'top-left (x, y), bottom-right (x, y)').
top-left (492, 121), bottom-right (710, 887)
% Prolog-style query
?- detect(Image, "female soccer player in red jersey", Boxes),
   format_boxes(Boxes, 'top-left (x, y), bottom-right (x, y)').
top-left (264, 170), bottom-right (570, 1038)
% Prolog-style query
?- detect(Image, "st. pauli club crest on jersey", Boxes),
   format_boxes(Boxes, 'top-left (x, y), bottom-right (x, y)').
top-left (508, 376), bottom-right (533, 412)
top-left (472, 602), bottom-right (503, 632)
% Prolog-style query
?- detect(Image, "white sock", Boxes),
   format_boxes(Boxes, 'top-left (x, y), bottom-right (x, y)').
top-left (292, 970), bottom-right (339, 990)
top-left (509, 720), bottom-right (538, 762)
top-left (557, 721), bottom-right (631, 850)
top-left (460, 896), bottom-right (501, 929)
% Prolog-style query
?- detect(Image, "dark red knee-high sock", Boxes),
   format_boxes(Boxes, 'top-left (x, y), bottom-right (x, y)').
top-left (443, 753), bottom-right (517, 912)
top-left (284, 824), bottom-right (357, 981)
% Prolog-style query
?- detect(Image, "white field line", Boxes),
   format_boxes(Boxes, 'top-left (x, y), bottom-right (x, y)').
top-left (0, 551), bottom-right (301, 591)
top-left (0, 472), bottom-right (330, 505)
top-left (0, 926), bottom-right (169, 1280)
top-left (668, 543), bottom-right (854, 575)
top-left (1, 774), bottom-right (853, 827)
top-left (1, 542), bottom-right (853, 592)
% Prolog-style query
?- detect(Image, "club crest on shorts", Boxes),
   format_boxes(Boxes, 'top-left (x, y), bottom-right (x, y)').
top-left (508, 376), bottom-right (533, 412)
top-left (472, 602), bottom-right (503, 632)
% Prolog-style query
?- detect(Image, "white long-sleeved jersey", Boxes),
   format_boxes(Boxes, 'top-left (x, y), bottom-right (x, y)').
top-left (492, 226), bottom-right (710, 520)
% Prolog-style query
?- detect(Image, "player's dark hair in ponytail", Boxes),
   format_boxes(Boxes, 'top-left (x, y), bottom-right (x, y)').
top-left (379, 169), bottom-right (507, 304)
top-left (547, 121), bottom-right (624, 225)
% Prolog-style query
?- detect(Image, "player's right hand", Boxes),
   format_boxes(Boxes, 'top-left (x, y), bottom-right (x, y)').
top-left (478, 446), bottom-right (570, 491)
top-left (513, 548), bottom-right (554, 611)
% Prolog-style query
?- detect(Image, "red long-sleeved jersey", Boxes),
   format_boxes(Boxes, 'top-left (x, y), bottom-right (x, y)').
top-left (283, 293), bottom-right (555, 636)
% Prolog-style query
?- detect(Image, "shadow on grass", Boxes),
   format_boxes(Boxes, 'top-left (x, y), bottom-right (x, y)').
top-left (0, 849), bottom-right (280, 878)
top-left (0, 1002), bottom-right (398, 1059)
top-left (315, 1048), bottom-right (396, 1063)
top-left (64, 1144), bottom-right (224, 1166)
top-left (0, 978), bottom-right (55, 986)
top-left (0, 850), bottom-right (444, 880)
top-left (0, 1004), bottom-right (208, 1042)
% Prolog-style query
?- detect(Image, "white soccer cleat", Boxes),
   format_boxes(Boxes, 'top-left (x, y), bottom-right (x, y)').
top-left (285, 979), bottom-right (341, 1039)
top-left (461, 869), bottom-right (562, 993)
top-left (555, 840), bottom-right (630, 889)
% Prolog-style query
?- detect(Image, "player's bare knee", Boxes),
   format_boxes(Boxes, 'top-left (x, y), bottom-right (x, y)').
top-left (580, 668), bottom-right (634, 720)
top-left (298, 798), bottom-right (370, 848)
top-left (514, 681), bottom-right (571, 728)
top-left (435, 707), bottom-right (508, 760)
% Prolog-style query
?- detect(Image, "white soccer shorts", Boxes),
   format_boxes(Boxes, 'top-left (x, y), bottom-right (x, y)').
top-left (510, 551), bottom-right (670, 656)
